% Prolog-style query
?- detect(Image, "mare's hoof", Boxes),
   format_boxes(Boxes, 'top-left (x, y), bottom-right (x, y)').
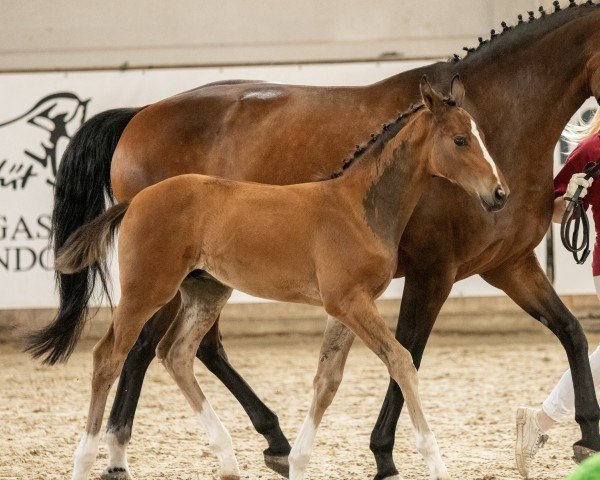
top-left (264, 451), bottom-right (290, 478)
top-left (373, 473), bottom-right (402, 480)
top-left (573, 444), bottom-right (598, 463)
top-left (100, 467), bottom-right (131, 480)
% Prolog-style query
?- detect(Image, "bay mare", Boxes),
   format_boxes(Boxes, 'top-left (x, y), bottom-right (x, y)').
top-left (54, 79), bottom-right (506, 480)
top-left (27, 3), bottom-right (600, 480)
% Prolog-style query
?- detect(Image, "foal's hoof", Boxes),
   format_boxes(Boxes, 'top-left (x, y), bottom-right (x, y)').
top-left (573, 444), bottom-right (598, 464)
top-left (100, 467), bottom-right (131, 480)
top-left (264, 450), bottom-right (290, 478)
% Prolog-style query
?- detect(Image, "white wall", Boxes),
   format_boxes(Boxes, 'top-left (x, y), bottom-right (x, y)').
top-left (0, 0), bottom-right (562, 71)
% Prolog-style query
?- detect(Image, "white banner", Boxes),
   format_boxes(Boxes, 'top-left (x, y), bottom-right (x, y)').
top-left (0, 61), bottom-right (595, 308)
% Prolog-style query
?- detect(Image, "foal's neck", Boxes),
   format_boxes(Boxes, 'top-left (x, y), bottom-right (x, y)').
top-left (339, 117), bottom-right (431, 249)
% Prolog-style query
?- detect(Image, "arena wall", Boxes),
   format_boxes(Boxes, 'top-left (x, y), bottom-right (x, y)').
top-left (1, 0), bottom-right (559, 71)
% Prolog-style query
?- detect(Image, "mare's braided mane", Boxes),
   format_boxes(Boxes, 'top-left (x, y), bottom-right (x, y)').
top-left (450, 0), bottom-right (598, 62)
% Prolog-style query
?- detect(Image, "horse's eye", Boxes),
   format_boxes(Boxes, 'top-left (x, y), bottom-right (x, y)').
top-left (454, 136), bottom-right (468, 147)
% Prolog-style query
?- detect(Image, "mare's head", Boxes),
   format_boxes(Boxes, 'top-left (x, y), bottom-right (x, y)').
top-left (420, 76), bottom-right (509, 212)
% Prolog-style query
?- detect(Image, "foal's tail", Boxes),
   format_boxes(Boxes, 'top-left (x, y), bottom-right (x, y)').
top-left (54, 202), bottom-right (130, 275)
top-left (24, 107), bottom-right (140, 365)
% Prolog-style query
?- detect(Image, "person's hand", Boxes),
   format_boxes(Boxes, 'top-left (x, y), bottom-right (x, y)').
top-left (565, 173), bottom-right (593, 201)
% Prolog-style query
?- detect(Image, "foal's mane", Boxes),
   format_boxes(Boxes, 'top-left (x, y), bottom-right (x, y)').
top-left (450, 0), bottom-right (599, 63)
top-left (325, 102), bottom-right (426, 180)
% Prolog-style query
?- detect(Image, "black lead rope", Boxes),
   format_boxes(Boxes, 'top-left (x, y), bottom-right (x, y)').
top-left (560, 161), bottom-right (600, 264)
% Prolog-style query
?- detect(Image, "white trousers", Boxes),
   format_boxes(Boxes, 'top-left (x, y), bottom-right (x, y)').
top-left (542, 276), bottom-right (600, 422)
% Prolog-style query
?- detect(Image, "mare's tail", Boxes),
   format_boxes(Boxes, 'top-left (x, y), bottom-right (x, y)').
top-left (24, 107), bottom-right (140, 365)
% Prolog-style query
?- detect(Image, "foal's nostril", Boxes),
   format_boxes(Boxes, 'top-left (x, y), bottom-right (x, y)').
top-left (494, 186), bottom-right (506, 203)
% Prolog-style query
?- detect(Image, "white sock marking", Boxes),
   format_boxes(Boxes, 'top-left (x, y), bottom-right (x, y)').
top-left (72, 433), bottom-right (100, 480)
top-left (105, 430), bottom-right (130, 475)
top-left (289, 415), bottom-right (318, 480)
top-left (414, 431), bottom-right (449, 480)
top-left (471, 119), bottom-right (500, 182)
top-left (197, 400), bottom-right (240, 477)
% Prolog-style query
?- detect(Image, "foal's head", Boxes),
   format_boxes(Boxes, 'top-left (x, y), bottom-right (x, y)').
top-left (419, 76), bottom-right (509, 212)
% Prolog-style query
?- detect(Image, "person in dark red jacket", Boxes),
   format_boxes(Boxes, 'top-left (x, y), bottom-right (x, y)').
top-left (515, 109), bottom-right (600, 478)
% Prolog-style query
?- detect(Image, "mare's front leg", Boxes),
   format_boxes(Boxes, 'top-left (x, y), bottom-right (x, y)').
top-left (288, 316), bottom-right (355, 480)
top-left (103, 297), bottom-right (181, 480)
top-left (328, 293), bottom-right (450, 480)
top-left (370, 266), bottom-right (455, 480)
top-left (482, 252), bottom-right (600, 460)
top-left (197, 317), bottom-right (292, 476)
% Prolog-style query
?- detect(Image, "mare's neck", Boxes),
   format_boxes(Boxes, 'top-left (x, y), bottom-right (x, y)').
top-left (376, 8), bottom-right (599, 185)
top-left (455, 11), bottom-right (599, 182)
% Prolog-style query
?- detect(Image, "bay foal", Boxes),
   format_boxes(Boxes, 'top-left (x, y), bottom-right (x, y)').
top-left (55, 77), bottom-right (507, 480)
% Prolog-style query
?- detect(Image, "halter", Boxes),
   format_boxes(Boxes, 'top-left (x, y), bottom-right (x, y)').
top-left (560, 161), bottom-right (600, 264)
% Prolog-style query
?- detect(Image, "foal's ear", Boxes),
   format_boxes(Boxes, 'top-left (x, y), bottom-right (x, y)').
top-left (420, 75), bottom-right (445, 115)
top-left (450, 75), bottom-right (466, 107)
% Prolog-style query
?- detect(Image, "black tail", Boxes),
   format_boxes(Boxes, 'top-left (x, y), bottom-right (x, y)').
top-left (24, 107), bottom-right (141, 365)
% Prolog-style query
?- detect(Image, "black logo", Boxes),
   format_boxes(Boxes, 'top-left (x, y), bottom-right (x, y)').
top-left (0, 92), bottom-right (89, 189)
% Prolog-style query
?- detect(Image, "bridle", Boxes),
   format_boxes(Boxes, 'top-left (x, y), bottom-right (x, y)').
top-left (560, 161), bottom-right (600, 264)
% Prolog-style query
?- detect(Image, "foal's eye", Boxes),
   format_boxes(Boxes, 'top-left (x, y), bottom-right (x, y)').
top-left (454, 136), bottom-right (468, 147)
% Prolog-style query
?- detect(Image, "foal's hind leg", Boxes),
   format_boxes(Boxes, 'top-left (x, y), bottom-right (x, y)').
top-left (156, 277), bottom-right (240, 479)
top-left (327, 294), bottom-right (449, 480)
top-left (72, 299), bottom-right (166, 480)
top-left (196, 318), bottom-right (292, 476)
top-left (289, 316), bottom-right (355, 480)
top-left (103, 296), bottom-right (181, 480)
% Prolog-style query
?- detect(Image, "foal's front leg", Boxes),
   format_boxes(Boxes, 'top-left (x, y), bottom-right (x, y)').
top-left (289, 316), bottom-right (355, 480)
top-left (329, 294), bottom-right (449, 480)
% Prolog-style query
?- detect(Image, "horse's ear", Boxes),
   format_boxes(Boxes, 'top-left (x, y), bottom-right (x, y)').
top-left (450, 75), bottom-right (466, 107)
top-left (420, 75), bottom-right (444, 115)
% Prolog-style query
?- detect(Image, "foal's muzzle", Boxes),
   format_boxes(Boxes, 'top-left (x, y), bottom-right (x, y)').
top-left (480, 185), bottom-right (508, 212)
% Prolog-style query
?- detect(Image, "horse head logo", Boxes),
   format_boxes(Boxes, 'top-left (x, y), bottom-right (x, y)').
top-left (0, 92), bottom-right (89, 189)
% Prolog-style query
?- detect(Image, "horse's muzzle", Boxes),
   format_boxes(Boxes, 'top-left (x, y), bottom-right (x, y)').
top-left (480, 185), bottom-right (508, 212)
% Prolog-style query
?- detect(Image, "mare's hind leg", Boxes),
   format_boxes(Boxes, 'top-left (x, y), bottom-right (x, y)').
top-left (327, 294), bottom-right (449, 480)
top-left (289, 316), bottom-right (355, 480)
top-left (482, 253), bottom-right (600, 460)
top-left (156, 277), bottom-right (240, 479)
top-left (103, 296), bottom-right (181, 480)
top-left (196, 318), bottom-right (292, 476)
top-left (72, 297), bottom-right (167, 480)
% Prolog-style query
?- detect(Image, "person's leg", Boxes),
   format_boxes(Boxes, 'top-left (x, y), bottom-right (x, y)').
top-left (542, 345), bottom-right (600, 427)
top-left (535, 276), bottom-right (600, 431)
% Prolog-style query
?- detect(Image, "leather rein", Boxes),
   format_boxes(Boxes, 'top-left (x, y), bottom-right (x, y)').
top-left (560, 161), bottom-right (600, 264)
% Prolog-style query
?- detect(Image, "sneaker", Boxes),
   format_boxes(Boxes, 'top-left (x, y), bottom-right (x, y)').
top-left (516, 407), bottom-right (549, 478)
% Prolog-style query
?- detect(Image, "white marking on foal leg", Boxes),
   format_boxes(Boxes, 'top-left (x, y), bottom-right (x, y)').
top-left (72, 433), bottom-right (100, 480)
top-left (415, 431), bottom-right (449, 480)
top-left (198, 400), bottom-right (240, 479)
top-left (103, 429), bottom-right (131, 478)
top-left (470, 119), bottom-right (499, 182)
top-left (289, 416), bottom-right (317, 480)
